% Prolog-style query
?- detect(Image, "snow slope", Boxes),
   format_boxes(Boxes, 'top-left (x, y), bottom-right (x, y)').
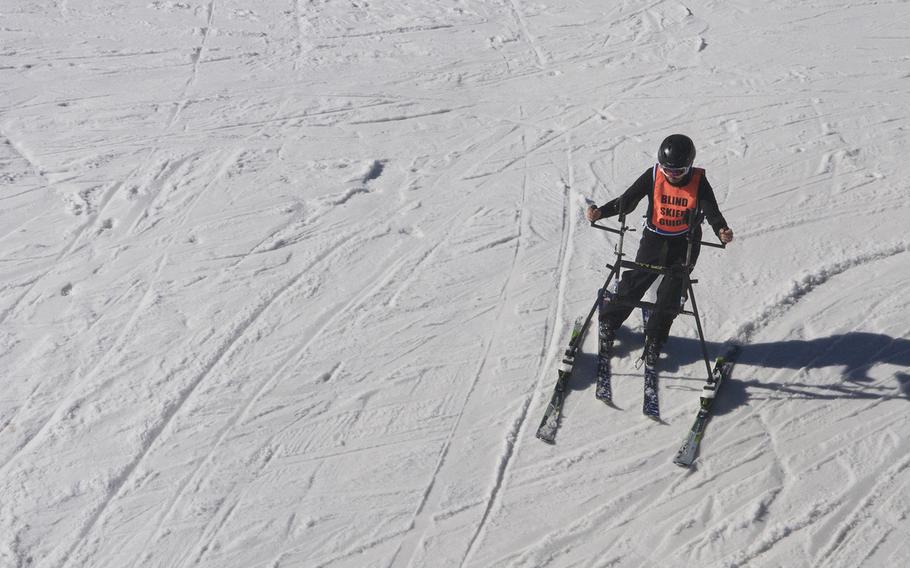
top-left (1, 1), bottom-right (909, 567)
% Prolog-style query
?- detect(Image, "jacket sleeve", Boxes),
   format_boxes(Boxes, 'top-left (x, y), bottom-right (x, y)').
top-left (699, 175), bottom-right (729, 236)
top-left (596, 169), bottom-right (652, 218)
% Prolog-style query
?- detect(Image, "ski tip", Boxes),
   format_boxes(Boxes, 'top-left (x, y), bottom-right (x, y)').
top-left (673, 459), bottom-right (694, 468)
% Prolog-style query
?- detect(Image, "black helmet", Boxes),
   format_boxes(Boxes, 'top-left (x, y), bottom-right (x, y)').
top-left (657, 134), bottom-right (696, 168)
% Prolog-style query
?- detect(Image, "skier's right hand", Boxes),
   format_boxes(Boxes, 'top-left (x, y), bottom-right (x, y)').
top-left (586, 205), bottom-right (602, 222)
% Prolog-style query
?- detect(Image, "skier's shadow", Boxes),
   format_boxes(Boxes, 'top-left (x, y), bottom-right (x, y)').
top-left (570, 330), bottom-right (910, 417)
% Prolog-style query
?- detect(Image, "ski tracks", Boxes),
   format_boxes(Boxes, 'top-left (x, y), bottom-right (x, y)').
top-left (0, 161), bottom-right (149, 476)
top-left (732, 241), bottom-right (910, 345)
top-left (119, 123), bottom-right (513, 566)
top-left (42, 150), bottom-right (244, 566)
top-left (457, 139), bottom-right (538, 568)
top-left (457, 131), bottom-right (583, 568)
top-left (388, 130), bottom-right (550, 568)
top-left (312, 120), bottom-right (561, 566)
top-left (0, 133), bottom-right (140, 327)
top-left (141, 230), bottom-right (422, 568)
top-left (62, 224), bottom-right (366, 568)
top-left (506, 0), bottom-right (548, 69)
top-left (291, 0), bottom-right (314, 69)
top-left (168, 0), bottom-right (217, 128)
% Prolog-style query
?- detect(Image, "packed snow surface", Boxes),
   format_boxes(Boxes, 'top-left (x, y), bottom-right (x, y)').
top-left (2, 1), bottom-right (909, 567)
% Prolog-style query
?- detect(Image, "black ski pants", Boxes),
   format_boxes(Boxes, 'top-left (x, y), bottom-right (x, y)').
top-left (599, 229), bottom-right (700, 343)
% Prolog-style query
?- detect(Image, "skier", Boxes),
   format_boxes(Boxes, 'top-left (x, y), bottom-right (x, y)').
top-left (586, 134), bottom-right (734, 372)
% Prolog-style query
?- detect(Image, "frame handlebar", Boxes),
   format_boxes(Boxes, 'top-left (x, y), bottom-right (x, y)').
top-left (589, 220), bottom-right (726, 249)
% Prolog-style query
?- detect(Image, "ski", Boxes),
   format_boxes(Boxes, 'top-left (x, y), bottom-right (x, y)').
top-left (536, 316), bottom-right (588, 444)
top-left (673, 345), bottom-right (741, 467)
top-left (643, 363), bottom-right (660, 419)
top-left (595, 286), bottom-right (617, 404)
top-left (594, 320), bottom-right (614, 403)
top-left (641, 293), bottom-right (687, 420)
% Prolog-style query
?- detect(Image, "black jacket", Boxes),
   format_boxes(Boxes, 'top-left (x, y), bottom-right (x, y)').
top-left (596, 166), bottom-right (729, 238)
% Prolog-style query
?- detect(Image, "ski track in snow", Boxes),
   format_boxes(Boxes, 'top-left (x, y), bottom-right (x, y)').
top-left (458, 130), bottom-right (563, 568)
top-left (167, 0), bottom-right (217, 128)
top-left (167, 236), bottom-right (416, 568)
top-left (507, 0), bottom-right (548, 69)
top-left (390, 132), bottom-right (539, 568)
top-left (170, 183), bottom-right (504, 567)
top-left (272, 118), bottom-right (560, 568)
top-left (733, 241), bottom-right (910, 344)
top-left (2, 149), bottom-right (237, 473)
top-left (57, 153), bottom-right (278, 567)
top-left (122, 232), bottom-right (372, 568)
top-left (0, 175), bottom-right (144, 474)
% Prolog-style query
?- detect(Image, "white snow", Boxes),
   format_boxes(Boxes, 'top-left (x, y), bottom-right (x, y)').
top-left (2, 1), bottom-right (909, 567)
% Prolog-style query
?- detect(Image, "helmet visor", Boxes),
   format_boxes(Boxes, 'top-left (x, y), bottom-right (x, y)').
top-left (660, 164), bottom-right (690, 178)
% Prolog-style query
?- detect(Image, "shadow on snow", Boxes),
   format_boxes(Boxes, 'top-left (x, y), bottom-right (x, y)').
top-left (568, 329), bottom-right (910, 417)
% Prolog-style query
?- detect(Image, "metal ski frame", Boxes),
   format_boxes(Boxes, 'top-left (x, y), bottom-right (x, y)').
top-left (590, 208), bottom-right (725, 381)
top-left (564, 208), bottom-right (634, 358)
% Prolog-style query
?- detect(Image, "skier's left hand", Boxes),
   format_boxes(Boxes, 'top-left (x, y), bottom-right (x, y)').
top-left (719, 227), bottom-right (734, 244)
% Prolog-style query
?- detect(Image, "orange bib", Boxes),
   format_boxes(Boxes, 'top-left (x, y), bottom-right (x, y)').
top-left (650, 167), bottom-right (702, 235)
